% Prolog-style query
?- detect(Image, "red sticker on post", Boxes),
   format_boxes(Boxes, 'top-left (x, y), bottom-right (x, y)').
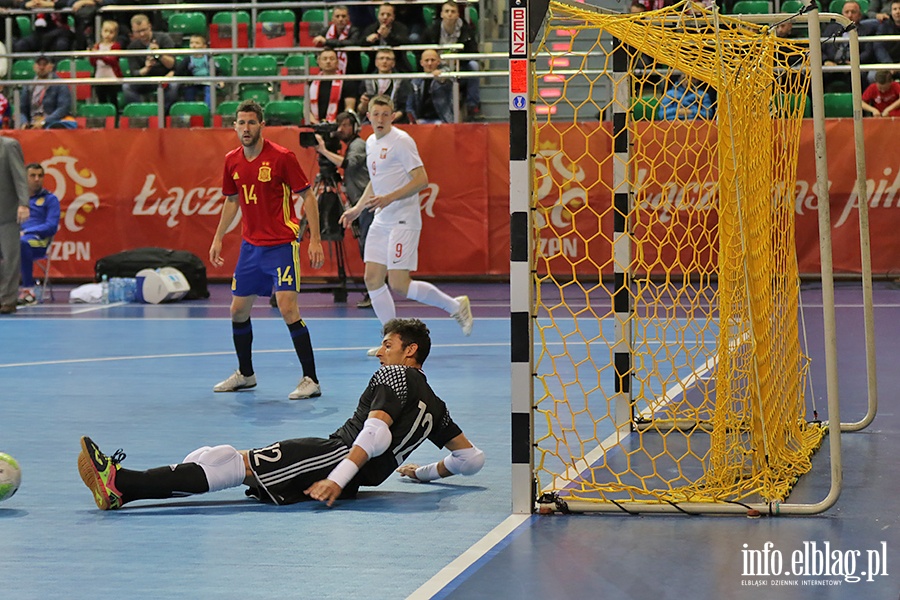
top-left (510, 59), bottom-right (527, 94)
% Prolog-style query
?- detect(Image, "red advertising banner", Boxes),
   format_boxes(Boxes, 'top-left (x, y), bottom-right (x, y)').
top-left (8, 119), bottom-right (895, 281)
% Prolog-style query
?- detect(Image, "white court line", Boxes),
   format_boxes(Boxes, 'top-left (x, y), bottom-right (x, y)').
top-left (406, 514), bottom-right (531, 600)
top-left (0, 342), bottom-right (513, 369)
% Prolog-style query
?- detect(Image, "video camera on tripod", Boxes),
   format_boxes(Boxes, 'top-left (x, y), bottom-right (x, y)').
top-left (298, 124), bottom-right (347, 242)
top-left (299, 122), bottom-right (342, 185)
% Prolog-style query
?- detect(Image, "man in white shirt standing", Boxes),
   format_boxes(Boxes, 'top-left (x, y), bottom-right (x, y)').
top-left (339, 95), bottom-right (473, 352)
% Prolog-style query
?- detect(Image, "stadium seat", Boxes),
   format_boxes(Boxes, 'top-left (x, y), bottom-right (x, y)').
top-left (822, 92), bottom-right (854, 117)
top-left (281, 54), bottom-right (312, 97)
top-left (829, 0), bottom-right (868, 12)
top-left (468, 6), bottom-right (479, 27)
top-left (774, 93), bottom-right (812, 118)
top-left (168, 101), bottom-right (211, 127)
top-left (120, 102), bottom-right (161, 128)
top-left (214, 55), bottom-right (232, 76)
top-left (240, 85), bottom-right (271, 104)
top-left (11, 60), bottom-right (33, 81)
top-left (167, 12), bottom-right (208, 43)
top-left (632, 95), bottom-right (661, 120)
top-left (301, 9), bottom-right (330, 23)
top-left (237, 54), bottom-right (278, 77)
top-left (210, 11), bottom-right (250, 48)
top-left (360, 53), bottom-right (370, 73)
top-left (75, 103), bottom-right (116, 128)
top-left (423, 6), bottom-right (436, 26)
top-left (118, 57), bottom-right (130, 77)
top-left (16, 16), bottom-right (32, 38)
top-left (265, 100), bottom-right (304, 125)
top-left (56, 58), bottom-right (92, 101)
top-left (32, 235), bottom-right (55, 303)
top-left (255, 10), bottom-right (295, 49)
top-left (731, 0), bottom-right (771, 13)
top-left (213, 100), bottom-right (241, 127)
top-left (780, 0), bottom-right (805, 12)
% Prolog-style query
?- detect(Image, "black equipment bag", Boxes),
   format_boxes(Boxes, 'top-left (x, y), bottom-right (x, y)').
top-left (95, 247), bottom-right (210, 300)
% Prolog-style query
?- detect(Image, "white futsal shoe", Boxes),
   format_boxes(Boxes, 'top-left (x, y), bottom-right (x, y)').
top-left (289, 376), bottom-right (322, 400)
top-left (213, 370), bottom-right (257, 392)
top-left (452, 296), bottom-right (474, 336)
top-left (366, 347), bottom-right (380, 357)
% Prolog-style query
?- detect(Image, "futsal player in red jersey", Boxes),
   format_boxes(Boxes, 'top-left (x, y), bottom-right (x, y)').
top-left (210, 99), bottom-right (326, 400)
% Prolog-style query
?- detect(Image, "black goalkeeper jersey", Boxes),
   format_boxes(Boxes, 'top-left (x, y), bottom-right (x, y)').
top-left (331, 365), bottom-right (463, 486)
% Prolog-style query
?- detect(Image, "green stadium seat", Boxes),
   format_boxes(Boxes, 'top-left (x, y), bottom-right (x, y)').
top-left (467, 6), bottom-right (479, 27)
top-left (256, 10), bottom-right (295, 49)
top-left (265, 100), bottom-right (304, 126)
top-left (168, 101), bottom-right (211, 127)
top-left (76, 103), bottom-right (117, 128)
top-left (239, 85), bottom-right (270, 104)
top-left (301, 9), bottom-right (329, 23)
top-left (56, 58), bottom-right (92, 101)
top-left (214, 55), bottom-right (232, 76)
top-left (780, 0), bottom-right (805, 12)
top-left (829, 0), bottom-right (869, 12)
top-left (360, 53), bottom-right (370, 73)
top-left (214, 100), bottom-right (241, 127)
top-left (237, 54), bottom-right (278, 77)
top-left (407, 51), bottom-right (418, 72)
top-left (167, 12), bottom-right (208, 45)
top-left (281, 54), bottom-right (312, 97)
top-left (774, 93), bottom-right (811, 118)
top-left (210, 11), bottom-right (250, 48)
top-left (11, 60), bottom-right (33, 81)
top-left (121, 102), bottom-right (161, 128)
top-left (731, 0), bottom-right (771, 13)
top-left (632, 95), bottom-right (661, 120)
top-left (423, 6), bottom-right (436, 26)
top-left (16, 16), bottom-right (32, 38)
top-left (119, 57), bottom-right (130, 77)
top-left (823, 92), bottom-right (854, 117)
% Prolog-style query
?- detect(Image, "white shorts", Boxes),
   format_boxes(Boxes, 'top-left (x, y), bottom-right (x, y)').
top-left (364, 223), bottom-right (420, 271)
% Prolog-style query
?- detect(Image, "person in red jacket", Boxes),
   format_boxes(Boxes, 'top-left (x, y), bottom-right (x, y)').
top-left (88, 20), bottom-right (123, 107)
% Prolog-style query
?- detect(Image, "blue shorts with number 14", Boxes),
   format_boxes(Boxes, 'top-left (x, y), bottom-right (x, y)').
top-left (232, 240), bottom-right (301, 297)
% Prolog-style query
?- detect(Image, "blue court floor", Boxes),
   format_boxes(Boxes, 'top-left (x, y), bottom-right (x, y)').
top-left (1, 280), bottom-right (898, 599)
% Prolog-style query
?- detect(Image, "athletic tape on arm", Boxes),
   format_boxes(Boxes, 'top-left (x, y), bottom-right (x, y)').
top-left (353, 417), bottom-right (392, 458)
top-left (183, 445), bottom-right (246, 492)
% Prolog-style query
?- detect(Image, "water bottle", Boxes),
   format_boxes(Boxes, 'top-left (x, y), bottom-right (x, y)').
top-left (111, 278), bottom-right (122, 303)
top-left (100, 274), bottom-right (109, 304)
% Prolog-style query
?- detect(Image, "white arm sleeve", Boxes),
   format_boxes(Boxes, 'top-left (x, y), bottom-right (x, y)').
top-left (353, 417), bottom-right (392, 459)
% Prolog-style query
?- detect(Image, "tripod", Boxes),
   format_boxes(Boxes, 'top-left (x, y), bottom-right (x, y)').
top-left (296, 172), bottom-right (367, 303)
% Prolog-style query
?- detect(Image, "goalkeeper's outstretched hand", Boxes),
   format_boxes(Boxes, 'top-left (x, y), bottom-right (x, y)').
top-left (396, 464), bottom-right (422, 481)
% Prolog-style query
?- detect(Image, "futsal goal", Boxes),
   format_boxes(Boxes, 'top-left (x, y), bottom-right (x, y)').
top-left (508, 0), bottom-right (861, 515)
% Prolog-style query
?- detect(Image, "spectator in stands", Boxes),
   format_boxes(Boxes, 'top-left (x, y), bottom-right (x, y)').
top-left (424, 1), bottom-right (482, 120)
top-left (123, 13), bottom-right (179, 113)
top-left (657, 73), bottom-right (713, 120)
top-left (357, 48), bottom-right (411, 122)
top-left (0, 86), bottom-right (12, 129)
top-left (362, 3), bottom-right (413, 72)
top-left (306, 47), bottom-right (357, 124)
top-left (174, 34), bottom-right (220, 108)
top-left (20, 56), bottom-right (74, 129)
top-left (312, 6), bottom-right (363, 75)
top-left (822, 1), bottom-right (877, 91)
top-left (17, 162), bottom-right (59, 305)
top-left (407, 49), bottom-right (454, 124)
top-left (89, 19), bottom-right (123, 107)
top-left (867, 0), bottom-right (892, 21)
top-left (394, 3), bottom-right (427, 43)
top-left (69, 0), bottom-right (102, 50)
top-left (14, 0), bottom-right (76, 53)
top-left (875, 0), bottom-right (900, 73)
top-left (861, 69), bottom-right (900, 115)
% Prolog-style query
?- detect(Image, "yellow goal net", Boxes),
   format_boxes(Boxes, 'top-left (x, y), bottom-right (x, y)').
top-left (532, 0), bottom-right (827, 509)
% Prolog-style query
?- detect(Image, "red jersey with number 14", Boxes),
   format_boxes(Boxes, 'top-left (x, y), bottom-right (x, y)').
top-left (222, 139), bottom-right (311, 246)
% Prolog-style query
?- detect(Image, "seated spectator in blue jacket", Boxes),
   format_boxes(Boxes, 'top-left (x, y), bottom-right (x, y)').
top-left (875, 0), bottom-right (900, 76)
top-left (657, 74), bottom-right (713, 120)
top-left (424, 1), bottom-right (482, 119)
top-left (18, 162), bottom-right (60, 305)
top-left (822, 1), bottom-right (877, 89)
top-left (20, 55), bottom-right (74, 129)
top-left (407, 49), bottom-right (454, 123)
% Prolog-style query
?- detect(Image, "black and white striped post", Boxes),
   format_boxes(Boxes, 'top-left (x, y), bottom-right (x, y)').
top-left (509, 0), bottom-right (535, 514)
top-left (611, 38), bottom-right (634, 429)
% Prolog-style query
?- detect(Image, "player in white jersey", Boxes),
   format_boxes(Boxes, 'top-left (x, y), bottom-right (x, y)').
top-left (340, 95), bottom-right (473, 353)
